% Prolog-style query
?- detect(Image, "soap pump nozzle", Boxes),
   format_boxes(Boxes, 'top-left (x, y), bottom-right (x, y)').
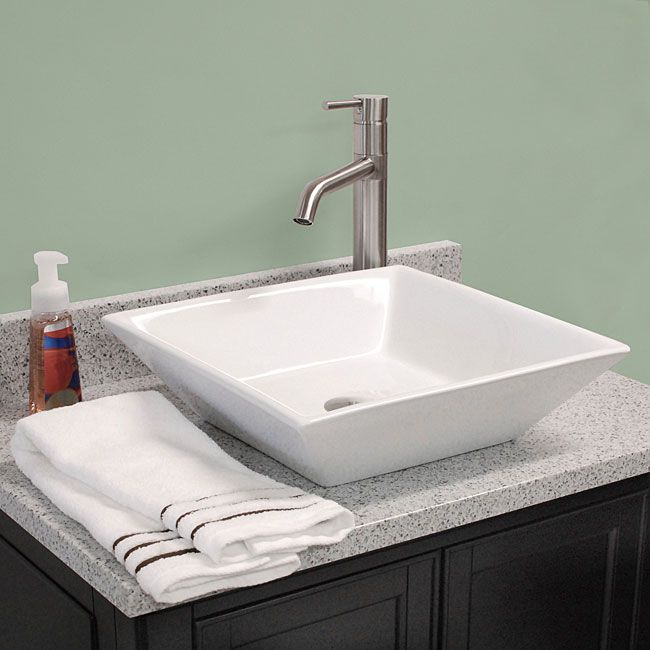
top-left (31, 251), bottom-right (70, 314)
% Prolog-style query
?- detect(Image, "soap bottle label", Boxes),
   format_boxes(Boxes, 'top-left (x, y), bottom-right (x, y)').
top-left (43, 321), bottom-right (82, 409)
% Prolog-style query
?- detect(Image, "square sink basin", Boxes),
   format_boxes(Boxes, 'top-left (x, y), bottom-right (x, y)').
top-left (103, 266), bottom-right (628, 486)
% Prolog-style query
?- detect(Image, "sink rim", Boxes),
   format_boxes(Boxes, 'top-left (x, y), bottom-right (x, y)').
top-left (102, 265), bottom-right (629, 426)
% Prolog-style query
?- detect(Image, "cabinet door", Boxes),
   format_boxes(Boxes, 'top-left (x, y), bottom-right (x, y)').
top-left (0, 536), bottom-right (95, 650)
top-left (195, 558), bottom-right (439, 650)
top-left (442, 492), bottom-right (647, 650)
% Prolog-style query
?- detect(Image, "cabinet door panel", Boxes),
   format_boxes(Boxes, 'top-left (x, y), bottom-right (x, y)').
top-left (0, 536), bottom-right (95, 650)
top-left (442, 492), bottom-right (647, 650)
top-left (196, 564), bottom-right (410, 649)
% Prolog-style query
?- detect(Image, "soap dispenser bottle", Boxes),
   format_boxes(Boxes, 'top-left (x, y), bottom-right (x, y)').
top-left (29, 251), bottom-right (82, 413)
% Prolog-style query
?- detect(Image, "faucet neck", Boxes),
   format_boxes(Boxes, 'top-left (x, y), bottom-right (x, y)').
top-left (351, 95), bottom-right (388, 270)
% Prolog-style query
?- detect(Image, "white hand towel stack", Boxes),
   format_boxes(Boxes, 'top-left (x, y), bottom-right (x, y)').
top-left (11, 391), bottom-right (354, 603)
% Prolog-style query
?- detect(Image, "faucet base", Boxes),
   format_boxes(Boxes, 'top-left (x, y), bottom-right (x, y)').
top-left (353, 175), bottom-right (387, 270)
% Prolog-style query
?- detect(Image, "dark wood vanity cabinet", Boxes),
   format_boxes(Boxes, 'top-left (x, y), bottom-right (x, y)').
top-left (0, 536), bottom-right (94, 649)
top-left (1, 474), bottom-right (648, 650)
top-left (194, 561), bottom-right (429, 649)
top-left (442, 492), bottom-right (647, 649)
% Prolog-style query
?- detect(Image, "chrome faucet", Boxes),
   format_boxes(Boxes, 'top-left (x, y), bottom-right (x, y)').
top-left (293, 94), bottom-right (388, 270)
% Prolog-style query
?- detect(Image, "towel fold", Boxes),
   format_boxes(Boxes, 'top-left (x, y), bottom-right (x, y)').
top-left (11, 391), bottom-right (354, 603)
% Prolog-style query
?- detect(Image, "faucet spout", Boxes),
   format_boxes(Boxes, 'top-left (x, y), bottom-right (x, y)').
top-left (293, 158), bottom-right (375, 226)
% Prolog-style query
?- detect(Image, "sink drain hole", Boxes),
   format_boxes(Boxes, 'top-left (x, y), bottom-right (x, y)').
top-left (324, 396), bottom-right (364, 412)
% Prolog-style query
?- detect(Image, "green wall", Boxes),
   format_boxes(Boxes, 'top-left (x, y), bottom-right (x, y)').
top-left (1, 1), bottom-right (648, 383)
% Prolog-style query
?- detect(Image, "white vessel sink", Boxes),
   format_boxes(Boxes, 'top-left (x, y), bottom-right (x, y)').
top-left (103, 266), bottom-right (628, 486)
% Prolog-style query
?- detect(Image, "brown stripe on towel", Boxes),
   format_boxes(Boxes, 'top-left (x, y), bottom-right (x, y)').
top-left (190, 503), bottom-right (317, 540)
top-left (194, 486), bottom-right (289, 503)
top-left (134, 548), bottom-right (200, 574)
top-left (123, 538), bottom-right (173, 562)
top-left (175, 494), bottom-right (305, 529)
top-left (161, 487), bottom-right (303, 521)
top-left (112, 530), bottom-right (165, 551)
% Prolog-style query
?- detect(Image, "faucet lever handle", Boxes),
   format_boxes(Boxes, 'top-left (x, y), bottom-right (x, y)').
top-left (322, 99), bottom-right (363, 111)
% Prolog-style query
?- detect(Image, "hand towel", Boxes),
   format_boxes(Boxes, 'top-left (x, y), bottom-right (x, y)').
top-left (11, 391), bottom-right (354, 602)
top-left (12, 437), bottom-right (300, 603)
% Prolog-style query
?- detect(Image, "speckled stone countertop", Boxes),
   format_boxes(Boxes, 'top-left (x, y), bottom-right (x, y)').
top-left (1, 372), bottom-right (648, 617)
top-left (0, 242), bottom-right (648, 618)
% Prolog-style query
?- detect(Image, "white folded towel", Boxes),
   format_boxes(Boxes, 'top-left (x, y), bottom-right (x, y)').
top-left (12, 441), bottom-right (300, 602)
top-left (11, 391), bottom-right (354, 603)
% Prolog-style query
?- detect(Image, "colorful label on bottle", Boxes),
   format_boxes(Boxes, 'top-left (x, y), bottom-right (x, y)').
top-left (43, 321), bottom-right (82, 409)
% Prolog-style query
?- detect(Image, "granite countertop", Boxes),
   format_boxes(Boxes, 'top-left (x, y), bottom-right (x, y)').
top-left (0, 242), bottom-right (648, 617)
top-left (0, 370), bottom-right (648, 618)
